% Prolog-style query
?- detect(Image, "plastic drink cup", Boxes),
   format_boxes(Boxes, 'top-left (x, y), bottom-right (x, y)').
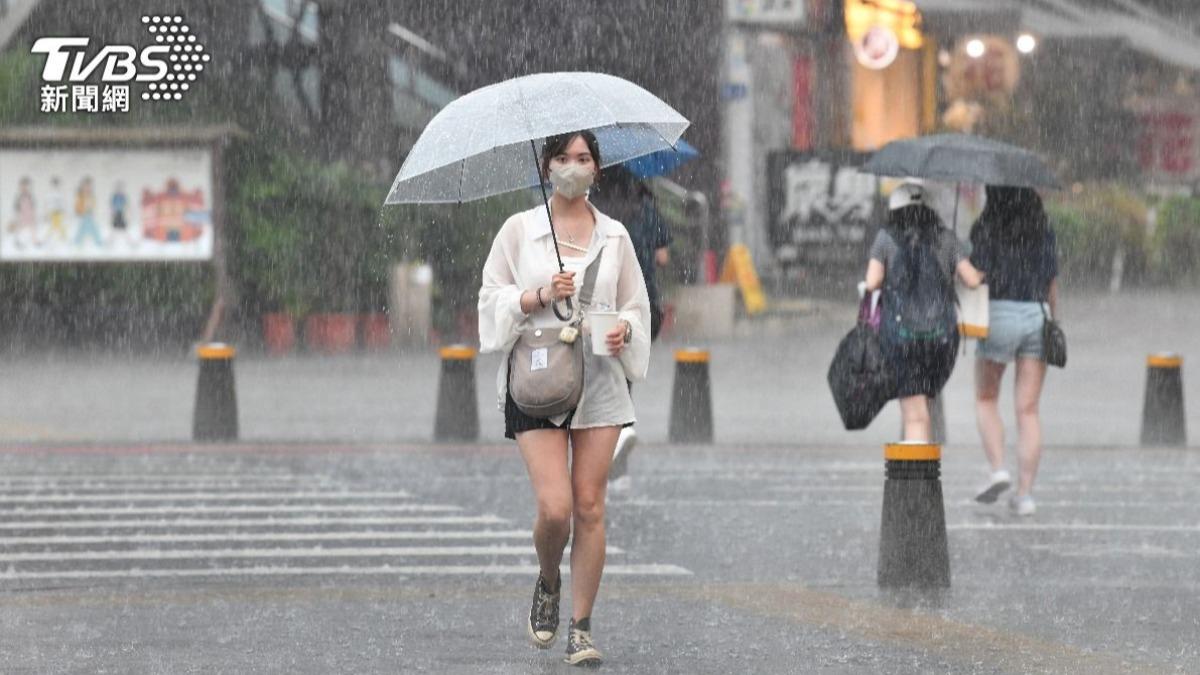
top-left (589, 311), bottom-right (619, 356)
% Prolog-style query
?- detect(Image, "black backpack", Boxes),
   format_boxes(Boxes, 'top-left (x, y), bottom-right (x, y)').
top-left (882, 226), bottom-right (956, 341)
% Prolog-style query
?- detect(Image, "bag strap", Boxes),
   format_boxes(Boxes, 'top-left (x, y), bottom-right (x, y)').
top-left (577, 248), bottom-right (605, 310)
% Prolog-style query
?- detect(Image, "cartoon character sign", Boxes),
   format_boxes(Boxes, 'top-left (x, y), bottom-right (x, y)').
top-left (141, 178), bottom-right (210, 242)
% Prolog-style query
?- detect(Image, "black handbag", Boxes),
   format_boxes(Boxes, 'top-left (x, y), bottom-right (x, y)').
top-left (1039, 300), bottom-right (1066, 368)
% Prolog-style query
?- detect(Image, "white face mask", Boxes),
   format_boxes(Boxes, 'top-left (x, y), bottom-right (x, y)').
top-left (548, 163), bottom-right (594, 200)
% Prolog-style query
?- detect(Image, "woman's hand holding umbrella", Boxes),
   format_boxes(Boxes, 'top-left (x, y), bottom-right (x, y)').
top-left (550, 271), bottom-right (576, 301)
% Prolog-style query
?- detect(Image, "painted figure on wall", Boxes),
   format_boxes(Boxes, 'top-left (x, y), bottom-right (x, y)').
top-left (142, 178), bottom-right (209, 243)
top-left (73, 176), bottom-right (103, 246)
top-left (7, 176), bottom-right (38, 249)
top-left (45, 176), bottom-right (67, 243)
top-left (110, 181), bottom-right (131, 244)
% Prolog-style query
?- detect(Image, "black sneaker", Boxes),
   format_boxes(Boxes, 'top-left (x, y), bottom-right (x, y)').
top-left (527, 573), bottom-right (560, 649)
top-left (563, 617), bottom-right (602, 666)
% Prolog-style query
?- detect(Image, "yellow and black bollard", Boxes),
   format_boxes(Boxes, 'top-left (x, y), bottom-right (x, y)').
top-left (1141, 353), bottom-right (1186, 447)
top-left (434, 345), bottom-right (478, 442)
top-left (669, 348), bottom-right (713, 444)
top-left (877, 441), bottom-right (950, 588)
top-left (193, 343), bottom-right (238, 442)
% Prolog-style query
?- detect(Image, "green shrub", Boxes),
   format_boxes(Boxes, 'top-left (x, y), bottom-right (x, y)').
top-left (1045, 184), bottom-right (1150, 288)
top-left (1152, 197), bottom-right (1200, 285)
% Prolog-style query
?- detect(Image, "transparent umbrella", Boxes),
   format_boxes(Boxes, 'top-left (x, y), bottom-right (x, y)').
top-left (385, 71), bottom-right (690, 318)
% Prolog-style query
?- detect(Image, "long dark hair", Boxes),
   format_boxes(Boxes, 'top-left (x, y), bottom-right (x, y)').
top-left (887, 203), bottom-right (942, 244)
top-left (540, 130), bottom-right (602, 179)
top-left (971, 186), bottom-right (1048, 250)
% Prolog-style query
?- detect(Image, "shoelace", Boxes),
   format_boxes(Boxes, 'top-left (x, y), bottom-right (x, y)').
top-left (570, 628), bottom-right (595, 651)
top-left (534, 588), bottom-right (558, 626)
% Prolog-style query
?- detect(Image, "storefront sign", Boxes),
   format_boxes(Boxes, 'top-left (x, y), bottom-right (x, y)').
top-left (853, 25), bottom-right (900, 70)
top-left (767, 150), bottom-right (880, 264)
top-left (726, 0), bottom-right (806, 25)
top-left (1132, 97), bottom-right (1199, 184)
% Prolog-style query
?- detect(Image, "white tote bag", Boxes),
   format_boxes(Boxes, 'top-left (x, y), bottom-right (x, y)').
top-left (956, 283), bottom-right (989, 339)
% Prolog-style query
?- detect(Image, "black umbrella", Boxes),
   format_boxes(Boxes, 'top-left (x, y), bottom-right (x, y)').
top-left (827, 321), bottom-right (896, 431)
top-left (862, 133), bottom-right (1060, 189)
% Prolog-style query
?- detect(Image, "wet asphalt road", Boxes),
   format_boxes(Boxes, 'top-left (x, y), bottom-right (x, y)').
top-left (0, 290), bottom-right (1197, 449)
top-left (0, 441), bottom-right (1196, 674)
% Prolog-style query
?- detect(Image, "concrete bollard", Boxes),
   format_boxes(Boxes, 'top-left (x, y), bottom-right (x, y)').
top-left (1141, 353), bottom-right (1186, 447)
top-left (193, 343), bottom-right (238, 442)
top-left (669, 348), bottom-right (713, 444)
top-left (434, 345), bottom-right (478, 442)
top-left (899, 393), bottom-right (946, 445)
top-left (878, 441), bottom-right (950, 588)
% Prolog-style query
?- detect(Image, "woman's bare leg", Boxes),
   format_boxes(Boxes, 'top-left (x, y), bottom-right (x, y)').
top-left (1013, 357), bottom-right (1048, 496)
top-left (517, 428), bottom-right (572, 585)
top-left (566, 425), bottom-right (618, 621)
top-left (899, 395), bottom-right (931, 441)
top-left (975, 358), bottom-right (1008, 471)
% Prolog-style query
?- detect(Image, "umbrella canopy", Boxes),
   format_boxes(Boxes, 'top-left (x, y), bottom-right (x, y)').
top-left (622, 138), bottom-right (700, 179)
top-left (385, 72), bottom-right (690, 204)
top-left (862, 133), bottom-right (1060, 189)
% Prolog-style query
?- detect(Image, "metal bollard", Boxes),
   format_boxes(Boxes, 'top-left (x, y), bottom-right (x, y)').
top-left (193, 343), bottom-right (238, 442)
top-left (899, 393), bottom-right (946, 445)
top-left (434, 345), bottom-right (478, 441)
top-left (669, 348), bottom-right (713, 444)
top-left (1141, 353), bottom-right (1186, 447)
top-left (878, 441), bottom-right (950, 588)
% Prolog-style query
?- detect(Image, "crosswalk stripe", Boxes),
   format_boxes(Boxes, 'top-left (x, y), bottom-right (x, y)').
top-left (0, 563), bottom-right (693, 581)
top-left (0, 544), bottom-right (626, 562)
top-left (0, 491), bottom-right (412, 503)
top-left (949, 523), bottom-right (1200, 532)
top-left (0, 515), bottom-right (507, 530)
top-left (0, 504), bottom-right (461, 517)
top-left (0, 475), bottom-right (306, 483)
top-left (0, 530), bottom-right (534, 545)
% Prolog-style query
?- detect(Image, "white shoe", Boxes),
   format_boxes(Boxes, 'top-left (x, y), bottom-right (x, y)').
top-left (609, 427), bottom-right (637, 481)
top-left (1009, 494), bottom-right (1036, 516)
top-left (974, 469), bottom-right (1012, 504)
top-left (609, 475), bottom-right (632, 494)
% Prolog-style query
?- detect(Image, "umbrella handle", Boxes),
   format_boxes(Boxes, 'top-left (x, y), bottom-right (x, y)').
top-left (553, 296), bottom-right (574, 322)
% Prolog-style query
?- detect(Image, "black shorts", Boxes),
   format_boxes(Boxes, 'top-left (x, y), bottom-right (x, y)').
top-left (884, 332), bottom-right (959, 398)
top-left (504, 393), bottom-right (575, 439)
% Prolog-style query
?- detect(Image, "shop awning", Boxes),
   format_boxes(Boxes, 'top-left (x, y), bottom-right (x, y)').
top-left (912, 0), bottom-right (1200, 71)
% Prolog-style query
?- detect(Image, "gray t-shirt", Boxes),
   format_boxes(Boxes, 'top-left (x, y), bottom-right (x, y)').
top-left (869, 227), bottom-right (967, 281)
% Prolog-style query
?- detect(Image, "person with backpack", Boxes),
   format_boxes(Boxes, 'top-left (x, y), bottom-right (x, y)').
top-left (967, 186), bottom-right (1060, 516)
top-left (863, 182), bottom-right (984, 441)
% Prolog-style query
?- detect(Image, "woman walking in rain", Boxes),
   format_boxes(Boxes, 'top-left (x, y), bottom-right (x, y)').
top-left (968, 186), bottom-right (1059, 516)
top-left (478, 130), bottom-right (651, 666)
top-left (864, 182), bottom-right (983, 441)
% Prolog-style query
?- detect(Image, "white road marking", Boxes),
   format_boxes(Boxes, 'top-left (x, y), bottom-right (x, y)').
top-left (0, 544), bottom-right (625, 562)
top-left (0, 530), bottom-right (534, 546)
top-left (0, 474), bottom-right (307, 483)
top-left (0, 504), bottom-right (460, 517)
top-left (949, 523), bottom-right (1200, 532)
top-left (0, 491), bottom-right (412, 503)
top-left (0, 515), bottom-right (507, 530)
top-left (0, 563), bottom-right (693, 581)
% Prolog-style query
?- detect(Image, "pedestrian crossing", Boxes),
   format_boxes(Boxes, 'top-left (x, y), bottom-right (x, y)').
top-left (0, 472), bottom-right (691, 582)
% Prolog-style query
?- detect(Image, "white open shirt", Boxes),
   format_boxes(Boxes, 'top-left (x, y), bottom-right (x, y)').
top-left (477, 202), bottom-right (652, 428)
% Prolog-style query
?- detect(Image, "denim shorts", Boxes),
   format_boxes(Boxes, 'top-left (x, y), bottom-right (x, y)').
top-left (976, 300), bottom-right (1047, 363)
